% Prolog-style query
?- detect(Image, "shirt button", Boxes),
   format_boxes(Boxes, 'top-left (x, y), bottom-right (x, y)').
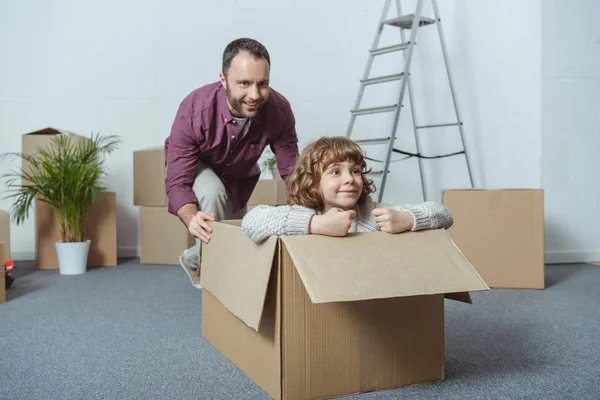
top-left (226, 163), bottom-right (230, 167)
top-left (231, 135), bottom-right (235, 139)
top-left (232, 120), bottom-right (237, 124)
top-left (229, 150), bottom-right (233, 154)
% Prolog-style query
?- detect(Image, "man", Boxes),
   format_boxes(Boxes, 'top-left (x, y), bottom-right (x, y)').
top-left (164, 38), bottom-right (298, 276)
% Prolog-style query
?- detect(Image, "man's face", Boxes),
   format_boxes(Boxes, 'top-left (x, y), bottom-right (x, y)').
top-left (220, 51), bottom-right (270, 118)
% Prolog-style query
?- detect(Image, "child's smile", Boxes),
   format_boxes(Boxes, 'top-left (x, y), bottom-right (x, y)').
top-left (320, 161), bottom-right (364, 212)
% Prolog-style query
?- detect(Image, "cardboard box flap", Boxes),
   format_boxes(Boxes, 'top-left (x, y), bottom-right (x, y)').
top-left (136, 145), bottom-right (164, 153)
top-left (281, 229), bottom-right (489, 304)
top-left (201, 222), bottom-right (278, 331)
top-left (24, 127), bottom-right (64, 135)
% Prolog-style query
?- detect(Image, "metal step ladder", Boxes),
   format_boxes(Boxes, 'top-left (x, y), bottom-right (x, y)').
top-left (346, 0), bottom-right (474, 202)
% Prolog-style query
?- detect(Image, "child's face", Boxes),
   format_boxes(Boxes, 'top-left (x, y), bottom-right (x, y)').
top-left (319, 161), bottom-right (364, 212)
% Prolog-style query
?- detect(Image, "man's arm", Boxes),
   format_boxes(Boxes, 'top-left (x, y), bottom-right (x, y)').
top-left (269, 111), bottom-right (299, 180)
top-left (165, 104), bottom-right (202, 217)
top-left (176, 203), bottom-right (199, 228)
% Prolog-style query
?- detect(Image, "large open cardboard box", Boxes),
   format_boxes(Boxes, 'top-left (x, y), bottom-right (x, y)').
top-left (442, 189), bottom-right (545, 289)
top-left (201, 222), bottom-right (489, 399)
top-left (35, 193), bottom-right (117, 270)
top-left (0, 210), bottom-right (9, 261)
top-left (133, 147), bottom-right (167, 207)
top-left (139, 206), bottom-right (194, 265)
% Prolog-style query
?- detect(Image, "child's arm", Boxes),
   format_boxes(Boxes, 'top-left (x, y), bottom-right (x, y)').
top-left (241, 205), bottom-right (316, 242)
top-left (373, 201), bottom-right (454, 233)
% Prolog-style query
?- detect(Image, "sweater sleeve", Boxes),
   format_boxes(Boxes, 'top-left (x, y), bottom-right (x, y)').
top-left (389, 201), bottom-right (454, 231)
top-left (241, 205), bottom-right (316, 243)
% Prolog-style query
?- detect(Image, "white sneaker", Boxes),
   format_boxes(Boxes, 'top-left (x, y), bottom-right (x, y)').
top-left (180, 246), bottom-right (199, 270)
top-left (179, 246), bottom-right (202, 289)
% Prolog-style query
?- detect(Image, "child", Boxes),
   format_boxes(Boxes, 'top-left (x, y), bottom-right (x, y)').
top-left (241, 136), bottom-right (453, 243)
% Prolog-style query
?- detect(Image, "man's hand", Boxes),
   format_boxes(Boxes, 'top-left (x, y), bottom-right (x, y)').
top-left (372, 208), bottom-right (413, 234)
top-left (188, 211), bottom-right (216, 244)
top-left (177, 204), bottom-right (217, 244)
top-left (309, 207), bottom-right (356, 237)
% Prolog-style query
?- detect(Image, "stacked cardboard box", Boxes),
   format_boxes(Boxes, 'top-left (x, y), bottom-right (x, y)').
top-left (35, 194), bottom-right (117, 269)
top-left (442, 189), bottom-right (545, 289)
top-left (0, 211), bottom-right (8, 303)
top-left (0, 210), bottom-right (10, 262)
top-left (247, 179), bottom-right (287, 209)
top-left (22, 128), bottom-right (117, 270)
top-left (201, 221), bottom-right (489, 399)
top-left (0, 242), bottom-right (5, 303)
top-left (133, 147), bottom-right (193, 265)
top-left (134, 147), bottom-right (288, 265)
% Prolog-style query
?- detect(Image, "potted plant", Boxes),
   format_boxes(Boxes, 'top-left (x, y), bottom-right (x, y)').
top-left (260, 149), bottom-right (281, 180)
top-left (1, 133), bottom-right (120, 275)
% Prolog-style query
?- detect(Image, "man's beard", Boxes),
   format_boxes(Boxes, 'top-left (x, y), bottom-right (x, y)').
top-left (225, 85), bottom-right (264, 118)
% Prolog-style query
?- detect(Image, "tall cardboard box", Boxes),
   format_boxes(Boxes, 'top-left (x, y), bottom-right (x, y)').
top-left (139, 206), bottom-right (194, 265)
top-left (22, 128), bottom-right (87, 186)
top-left (0, 210), bottom-right (9, 261)
top-left (0, 242), bottom-right (5, 304)
top-left (133, 147), bottom-right (167, 207)
top-left (201, 222), bottom-right (489, 400)
top-left (35, 192), bottom-right (117, 270)
top-left (442, 189), bottom-right (545, 289)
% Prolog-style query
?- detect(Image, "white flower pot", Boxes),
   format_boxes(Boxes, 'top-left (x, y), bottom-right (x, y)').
top-left (55, 240), bottom-right (91, 275)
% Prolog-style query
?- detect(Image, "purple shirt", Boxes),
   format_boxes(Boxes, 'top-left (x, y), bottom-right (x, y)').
top-left (164, 82), bottom-right (298, 215)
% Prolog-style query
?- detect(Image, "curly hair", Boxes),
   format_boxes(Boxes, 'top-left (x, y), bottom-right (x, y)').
top-left (287, 137), bottom-right (376, 209)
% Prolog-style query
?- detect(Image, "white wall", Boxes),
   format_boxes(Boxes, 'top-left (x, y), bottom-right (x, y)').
top-left (2, 0), bottom-right (585, 263)
top-left (541, 0), bottom-right (600, 263)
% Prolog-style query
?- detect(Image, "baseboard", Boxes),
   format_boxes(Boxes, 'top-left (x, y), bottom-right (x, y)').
top-left (11, 250), bottom-right (35, 261)
top-left (11, 247), bottom-right (140, 261)
top-left (11, 247), bottom-right (600, 264)
top-left (117, 247), bottom-right (140, 258)
top-left (545, 250), bottom-right (600, 264)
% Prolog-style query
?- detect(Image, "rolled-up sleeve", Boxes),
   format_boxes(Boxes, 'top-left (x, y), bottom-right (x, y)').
top-left (165, 105), bottom-right (201, 215)
top-left (270, 111), bottom-right (299, 180)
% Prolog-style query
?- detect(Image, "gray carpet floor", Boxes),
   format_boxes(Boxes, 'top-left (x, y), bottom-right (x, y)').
top-left (1, 260), bottom-right (599, 400)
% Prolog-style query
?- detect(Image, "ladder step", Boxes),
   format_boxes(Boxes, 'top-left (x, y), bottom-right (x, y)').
top-left (351, 105), bottom-right (397, 116)
top-left (360, 73), bottom-right (404, 86)
top-left (355, 137), bottom-right (391, 146)
top-left (370, 42), bottom-right (410, 56)
top-left (383, 14), bottom-right (436, 29)
top-left (367, 170), bottom-right (385, 176)
top-left (415, 122), bottom-right (462, 129)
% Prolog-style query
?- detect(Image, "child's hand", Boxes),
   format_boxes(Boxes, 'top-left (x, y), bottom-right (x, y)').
top-left (309, 207), bottom-right (356, 237)
top-left (372, 208), bottom-right (414, 233)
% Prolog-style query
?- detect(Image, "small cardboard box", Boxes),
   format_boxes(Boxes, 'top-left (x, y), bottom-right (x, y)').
top-left (139, 206), bottom-right (194, 265)
top-left (0, 242), bottom-right (5, 304)
top-left (22, 127), bottom-right (87, 186)
top-left (247, 179), bottom-right (287, 206)
top-left (201, 222), bottom-right (489, 399)
top-left (133, 147), bottom-right (167, 207)
top-left (0, 210), bottom-right (10, 261)
top-left (442, 189), bottom-right (545, 289)
top-left (35, 192), bottom-right (117, 270)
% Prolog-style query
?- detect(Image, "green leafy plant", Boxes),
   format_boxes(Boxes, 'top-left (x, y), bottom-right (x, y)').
top-left (260, 149), bottom-right (277, 173)
top-left (1, 133), bottom-right (121, 242)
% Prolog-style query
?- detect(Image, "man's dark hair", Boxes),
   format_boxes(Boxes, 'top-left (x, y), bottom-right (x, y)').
top-left (222, 38), bottom-right (270, 75)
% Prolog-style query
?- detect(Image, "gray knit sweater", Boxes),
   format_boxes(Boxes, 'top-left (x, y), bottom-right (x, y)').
top-left (241, 196), bottom-right (453, 243)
